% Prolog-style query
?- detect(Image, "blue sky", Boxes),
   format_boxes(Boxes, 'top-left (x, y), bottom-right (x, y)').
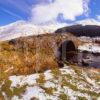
top-left (0, 0), bottom-right (100, 26)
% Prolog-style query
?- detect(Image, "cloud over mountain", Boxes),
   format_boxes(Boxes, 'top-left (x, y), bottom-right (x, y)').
top-left (31, 0), bottom-right (90, 24)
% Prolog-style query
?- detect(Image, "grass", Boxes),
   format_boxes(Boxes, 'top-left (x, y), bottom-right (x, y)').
top-left (1, 80), bottom-right (13, 99)
top-left (0, 78), bottom-right (27, 99)
top-left (0, 92), bottom-right (4, 100)
top-left (36, 73), bottom-right (46, 85)
top-left (0, 33), bottom-right (78, 75)
top-left (13, 85), bottom-right (27, 98)
top-left (0, 66), bottom-right (99, 99)
top-left (51, 68), bottom-right (61, 78)
top-left (58, 92), bottom-right (69, 100)
top-left (79, 89), bottom-right (100, 97)
top-left (42, 87), bottom-right (55, 95)
top-left (77, 96), bottom-right (87, 100)
top-left (30, 97), bottom-right (39, 100)
top-left (0, 33), bottom-right (99, 99)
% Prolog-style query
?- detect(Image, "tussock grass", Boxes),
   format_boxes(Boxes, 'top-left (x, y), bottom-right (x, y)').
top-left (0, 33), bottom-right (81, 76)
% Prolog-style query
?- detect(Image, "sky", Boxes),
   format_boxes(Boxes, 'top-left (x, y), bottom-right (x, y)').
top-left (0, 0), bottom-right (100, 26)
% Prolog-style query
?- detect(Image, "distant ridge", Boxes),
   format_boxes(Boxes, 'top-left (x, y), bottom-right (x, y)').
top-left (55, 24), bottom-right (100, 37)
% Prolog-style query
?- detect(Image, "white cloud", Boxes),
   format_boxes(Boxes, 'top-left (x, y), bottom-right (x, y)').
top-left (83, 0), bottom-right (90, 16)
top-left (31, 0), bottom-right (90, 24)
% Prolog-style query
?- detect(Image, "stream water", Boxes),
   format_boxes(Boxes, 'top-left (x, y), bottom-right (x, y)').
top-left (77, 51), bottom-right (100, 68)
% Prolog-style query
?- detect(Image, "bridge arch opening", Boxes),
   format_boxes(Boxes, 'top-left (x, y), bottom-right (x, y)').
top-left (58, 40), bottom-right (77, 63)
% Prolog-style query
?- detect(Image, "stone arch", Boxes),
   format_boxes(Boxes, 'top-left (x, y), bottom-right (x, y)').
top-left (57, 40), bottom-right (77, 63)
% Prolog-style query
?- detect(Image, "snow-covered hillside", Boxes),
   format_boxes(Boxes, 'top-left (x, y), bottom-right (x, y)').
top-left (0, 19), bottom-right (100, 42)
top-left (75, 19), bottom-right (100, 26)
top-left (0, 20), bottom-right (65, 41)
top-left (0, 65), bottom-right (100, 100)
top-left (0, 19), bottom-right (100, 41)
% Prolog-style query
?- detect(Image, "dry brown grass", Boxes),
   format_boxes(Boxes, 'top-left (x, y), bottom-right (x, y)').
top-left (0, 33), bottom-right (81, 76)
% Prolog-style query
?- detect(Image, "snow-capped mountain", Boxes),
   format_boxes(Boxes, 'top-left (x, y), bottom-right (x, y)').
top-left (75, 19), bottom-right (100, 25)
top-left (0, 19), bottom-right (100, 41)
top-left (0, 20), bottom-right (65, 41)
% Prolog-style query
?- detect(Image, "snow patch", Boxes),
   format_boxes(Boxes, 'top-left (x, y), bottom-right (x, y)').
top-left (78, 43), bottom-right (100, 53)
top-left (9, 74), bottom-right (39, 87)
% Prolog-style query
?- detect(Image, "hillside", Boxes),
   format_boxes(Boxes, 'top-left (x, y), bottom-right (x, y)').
top-left (55, 25), bottom-right (100, 37)
top-left (0, 65), bottom-right (100, 100)
top-left (0, 32), bottom-right (100, 100)
top-left (0, 21), bottom-right (66, 41)
top-left (0, 22), bottom-right (100, 100)
top-left (0, 33), bottom-right (81, 75)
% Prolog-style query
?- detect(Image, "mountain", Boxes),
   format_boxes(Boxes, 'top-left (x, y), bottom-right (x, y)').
top-left (75, 19), bottom-right (100, 25)
top-left (55, 24), bottom-right (100, 37)
top-left (0, 19), bottom-right (100, 41)
top-left (0, 20), bottom-right (65, 41)
top-left (55, 19), bottom-right (100, 37)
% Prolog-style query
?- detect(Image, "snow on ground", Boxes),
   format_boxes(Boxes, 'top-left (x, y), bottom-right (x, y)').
top-left (0, 65), bottom-right (100, 100)
top-left (9, 73), bottom-right (39, 87)
top-left (78, 43), bottom-right (100, 53)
